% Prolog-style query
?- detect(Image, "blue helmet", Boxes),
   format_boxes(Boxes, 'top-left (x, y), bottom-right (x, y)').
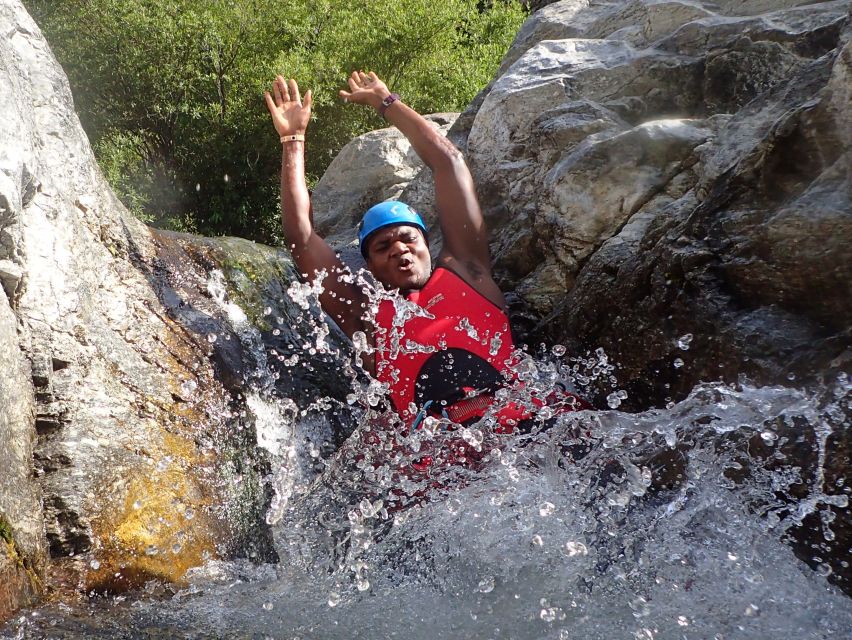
top-left (358, 201), bottom-right (427, 257)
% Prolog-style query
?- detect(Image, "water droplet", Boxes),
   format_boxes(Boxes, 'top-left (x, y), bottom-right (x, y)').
top-left (540, 607), bottom-right (557, 622)
top-left (180, 379), bottom-right (197, 396)
top-left (489, 334), bottom-right (503, 357)
top-left (743, 603), bottom-right (759, 617)
top-left (195, 183), bottom-right (201, 192)
top-left (531, 535), bottom-right (544, 547)
top-left (327, 591), bottom-right (341, 607)
top-left (673, 358), bottom-right (684, 368)
top-left (263, 306), bottom-right (272, 316)
top-left (184, 507), bottom-right (195, 520)
top-left (262, 602), bottom-right (273, 611)
top-left (564, 541), bottom-right (587, 557)
top-left (552, 344), bottom-right (567, 357)
top-left (207, 333), bottom-right (217, 343)
top-left (677, 615), bottom-right (689, 626)
top-left (223, 174), bottom-right (230, 183)
top-left (356, 577), bottom-right (370, 591)
top-left (606, 392), bottom-right (622, 409)
top-left (539, 501), bottom-right (555, 517)
top-left (676, 334), bottom-right (693, 350)
top-left (760, 430), bottom-right (777, 444)
top-left (132, 500), bottom-right (142, 510)
top-left (629, 596), bottom-right (650, 618)
top-left (477, 575), bottom-right (495, 593)
top-left (89, 559), bottom-right (100, 570)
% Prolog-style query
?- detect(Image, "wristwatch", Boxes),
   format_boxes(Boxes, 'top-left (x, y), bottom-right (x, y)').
top-left (379, 93), bottom-right (400, 118)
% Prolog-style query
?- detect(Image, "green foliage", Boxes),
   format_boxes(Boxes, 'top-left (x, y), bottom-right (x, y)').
top-left (0, 516), bottom-right (12, 544)
top-left (25, 0), bottom-right (526, 243)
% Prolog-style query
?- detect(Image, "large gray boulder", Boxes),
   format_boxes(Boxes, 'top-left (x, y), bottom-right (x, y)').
top-left (455, 0), bottom-right (850, 397)
top-left (0, 1), bottom-right (351, 619)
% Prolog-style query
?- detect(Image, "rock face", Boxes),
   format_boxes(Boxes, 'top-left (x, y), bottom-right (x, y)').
top-left (324, 0), bottom-right (849, 405)
top-left (0, 1), bottom-right (351, 619)
top-left (475, 0), bottom-right (849, 407)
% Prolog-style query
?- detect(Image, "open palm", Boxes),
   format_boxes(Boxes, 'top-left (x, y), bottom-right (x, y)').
top-left (264, 76), bottom-right (312, 136)
top-left (339, 71), bottom-right (389, 110)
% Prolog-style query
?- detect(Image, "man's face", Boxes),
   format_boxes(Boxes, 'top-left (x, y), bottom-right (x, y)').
top-left (365, 224), bottom-right (431, 291)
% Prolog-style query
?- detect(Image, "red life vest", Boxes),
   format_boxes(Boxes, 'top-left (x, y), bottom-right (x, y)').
top-left (373, 267), bottom-right (529, 430)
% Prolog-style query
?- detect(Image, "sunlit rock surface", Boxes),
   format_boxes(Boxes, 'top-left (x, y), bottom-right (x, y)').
top-left (445, 0), bottom-right (849, 402)
top-left (0, 290), bottom-right (42, 619)
top-left (0, 0), bottom-right (351, 619)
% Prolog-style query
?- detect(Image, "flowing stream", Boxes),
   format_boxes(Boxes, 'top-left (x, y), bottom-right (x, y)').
top-left (3, 271), bottom-right (851, 639)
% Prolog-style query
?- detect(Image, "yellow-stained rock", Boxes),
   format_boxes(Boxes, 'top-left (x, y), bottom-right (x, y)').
top-left (86, 431), bottom-right (225, 593)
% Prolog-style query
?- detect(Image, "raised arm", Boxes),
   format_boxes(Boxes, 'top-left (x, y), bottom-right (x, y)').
top-left (339, 72), bottom-right (504, 309)
top-left (265, 76), bottom-right (367, 338)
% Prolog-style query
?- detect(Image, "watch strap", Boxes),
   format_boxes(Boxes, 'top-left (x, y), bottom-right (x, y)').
top-left (379, 93), bottom-right (400, 118)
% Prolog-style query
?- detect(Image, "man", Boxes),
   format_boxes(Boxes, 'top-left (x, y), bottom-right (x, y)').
top-left (265, 72), bottom-right (582, 440)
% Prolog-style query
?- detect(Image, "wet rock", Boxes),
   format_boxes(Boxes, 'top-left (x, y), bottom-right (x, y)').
top-left (0, 0), bottom-right (353, 616)
top-left (0, 292), bottom-right (45, 612)
top-left (545, 42), bottom-right (850, 404)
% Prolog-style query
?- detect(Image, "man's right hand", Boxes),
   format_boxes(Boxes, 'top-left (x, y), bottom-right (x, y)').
top-left (264, 76), bottom-right (312, 137)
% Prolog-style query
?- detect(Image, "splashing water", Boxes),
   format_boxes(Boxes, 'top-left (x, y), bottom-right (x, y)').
top-left (4, 270), bottom-right (851, 639)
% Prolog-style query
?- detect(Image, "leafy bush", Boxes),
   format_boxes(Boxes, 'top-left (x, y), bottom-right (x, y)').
top-left (25, 0), bottom-right (526, 243)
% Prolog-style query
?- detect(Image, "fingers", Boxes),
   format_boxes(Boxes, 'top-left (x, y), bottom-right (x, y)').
top-left (263, 91), bottom-right (276, 115)
top-left (272, 76), bottom-right (282, 105)
top-left (279, 76), bottom-right (290, 101)
top-left (289, 78), bottom-right (301, 105)
top-left (271, 75), bottom-right (312, 108)
top-left (304, 89), bottom-right (312, 110)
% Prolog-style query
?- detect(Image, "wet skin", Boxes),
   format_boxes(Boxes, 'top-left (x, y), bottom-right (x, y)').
top-left (365, 224), bottom-right (432, 292)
